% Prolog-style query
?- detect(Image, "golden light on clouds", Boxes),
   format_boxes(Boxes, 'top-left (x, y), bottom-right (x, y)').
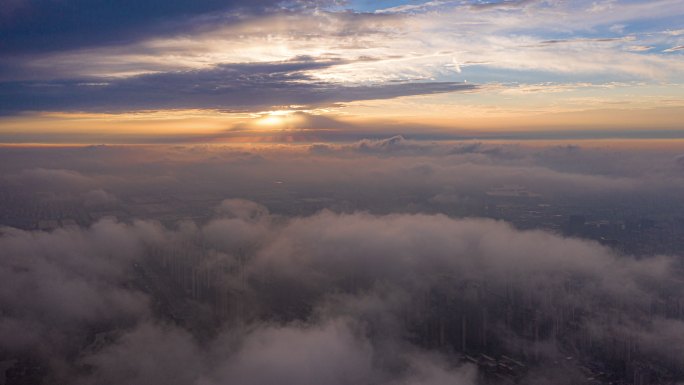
top-left (254, 110), bottom-right (299, 128)
top-left (256, 115), bottom-right (285, 126)
top-left (1, 1), bottom-right (684, 143)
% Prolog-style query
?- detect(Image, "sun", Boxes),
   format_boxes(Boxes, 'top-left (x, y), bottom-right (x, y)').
top-left (257, 115), bottom-right (284, 126)
top-left (252, 110), bottom-right (304, 129)
top-left (255, 111), bottom-right (294, 127)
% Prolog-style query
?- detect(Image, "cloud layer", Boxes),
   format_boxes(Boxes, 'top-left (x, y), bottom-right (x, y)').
top-left (1, 0), bottom-right (682, 119)
top-left (1, 142), bottom-right (684, 383)
top-left (0, 59), bottom-right (474, 114)
top-left (2, 203), bottom-right (683, 384)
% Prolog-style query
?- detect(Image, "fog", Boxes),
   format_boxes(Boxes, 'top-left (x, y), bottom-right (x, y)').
top-left (1, 139), bottom-right (684, 384)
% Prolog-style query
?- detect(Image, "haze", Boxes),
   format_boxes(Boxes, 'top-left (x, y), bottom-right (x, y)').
top-left (1, 1), bottom-right (683, 385)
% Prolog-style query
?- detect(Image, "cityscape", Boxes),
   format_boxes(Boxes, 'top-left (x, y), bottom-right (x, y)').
top-left (1, 140), bottom-right (684, 384)
top-left (1, 0), bottom-right (684, 384)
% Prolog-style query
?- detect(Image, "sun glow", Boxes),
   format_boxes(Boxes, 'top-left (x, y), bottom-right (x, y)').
top-left (254, 110), bottom-right (299, 128)
top-left (257, 115), bottom-right (285, 126)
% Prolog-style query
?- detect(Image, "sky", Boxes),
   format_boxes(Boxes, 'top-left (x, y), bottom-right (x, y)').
top-left (3, 3), bottom-right (684, 383)
top-left (0, 0), bottom-right (683, 142)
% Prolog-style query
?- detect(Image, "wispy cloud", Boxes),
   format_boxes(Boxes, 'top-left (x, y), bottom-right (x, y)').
top-left (0, 0), bottom-right (683, 123)
top-left (663, 45), bottom-right (684, 52)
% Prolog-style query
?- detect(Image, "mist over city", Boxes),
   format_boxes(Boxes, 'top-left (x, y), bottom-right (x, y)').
top-left (1, 0), bottom-right (684, 384)
top-left (1, 140), bottom-right (684, 384)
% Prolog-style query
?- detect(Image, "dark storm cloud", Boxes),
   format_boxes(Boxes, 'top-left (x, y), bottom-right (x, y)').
top-left (0, 59), bottom-right (475, 114)
top-left (0, 0), bottom-right (289, 55)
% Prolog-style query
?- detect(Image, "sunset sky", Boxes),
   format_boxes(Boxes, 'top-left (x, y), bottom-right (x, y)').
top-left (4, 3), bottom-right (684, 383)
top-left (1, 0), bottom-right (683, 143)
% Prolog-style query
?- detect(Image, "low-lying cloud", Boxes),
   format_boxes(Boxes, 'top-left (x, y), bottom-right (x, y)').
top-left (1, 198), bottom-right (683, 383)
